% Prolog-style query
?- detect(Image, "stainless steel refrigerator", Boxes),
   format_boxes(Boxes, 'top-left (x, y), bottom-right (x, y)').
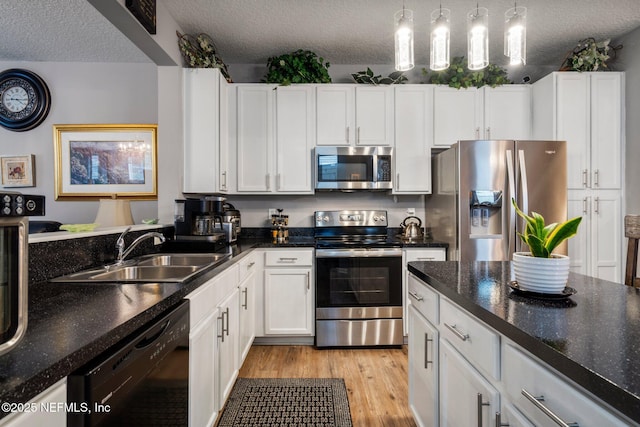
top-left (425, 140), bottom-right (567, 262)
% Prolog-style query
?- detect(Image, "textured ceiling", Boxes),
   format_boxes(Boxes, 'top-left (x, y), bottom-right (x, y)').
top-left (1, 0), bottom-right (640, 71)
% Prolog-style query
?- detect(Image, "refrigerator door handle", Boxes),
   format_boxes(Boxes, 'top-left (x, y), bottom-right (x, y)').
top-left (518, 149), bottom-right (529, 217)
top-left (506, 150), bottom-right (516, 256)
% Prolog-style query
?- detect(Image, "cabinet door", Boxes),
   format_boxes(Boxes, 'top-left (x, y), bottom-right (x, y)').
top-left (236, 85), bottom-right (274, 192)
top-left (189, 310), bottom-right (219, 427)
top-left (440, 339), bottom-right (500, 427)
top-left (0, 379), bottom-right (66, 427)
top-left (183, 68), bottom-right (220, 193)
top-left (275, 86), bottom-right (314, 193)
top-left (394, 85), bottom-right (433, 193)
top-left (238, 262), bottom-right (256, 363)
top-left (217, 288), bottom-right (240, 408)
top-left (556, 73), bottom-right (590, 190)
top-left (590, 73), bottom-right (622, 190)
top-left (316, 86), bottom-right (354, 146)
top-left (483, 85), bottom-right (531, 140)
top-left (433, 86), bottom-right (482, 147)
top-left (408, 305), bottom-right (439, 427)
top-left (567, 192), bottom-right (589, 276)
top-left (264, 267), bottom-right (313, 335)
top-left (218, 75), bottom-right (231, 193)
top-left (355, 86), bottom-right (394, 146)
top-left (592, 190), bottom-right (622, 282)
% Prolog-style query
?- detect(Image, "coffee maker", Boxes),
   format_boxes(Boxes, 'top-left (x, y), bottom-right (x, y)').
top-left (174, 196), bottom-right (227, 245)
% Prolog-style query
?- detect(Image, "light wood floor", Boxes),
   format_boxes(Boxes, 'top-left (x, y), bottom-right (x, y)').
top-left (238, 345), bottom-right (417, 427)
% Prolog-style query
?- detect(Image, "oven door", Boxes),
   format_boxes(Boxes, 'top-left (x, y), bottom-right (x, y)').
top-left (315, 248), bottom-right (402, 309)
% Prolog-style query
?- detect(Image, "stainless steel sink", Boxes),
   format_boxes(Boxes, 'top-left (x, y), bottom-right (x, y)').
top-left (50, 252), bottom-right (231, 283)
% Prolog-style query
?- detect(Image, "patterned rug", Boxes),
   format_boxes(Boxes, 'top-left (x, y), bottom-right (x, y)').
top-left (217, 378), bottom-right (352, 427)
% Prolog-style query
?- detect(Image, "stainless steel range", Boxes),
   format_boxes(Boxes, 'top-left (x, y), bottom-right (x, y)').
top-left (314, 210), bottom-right (403, 347)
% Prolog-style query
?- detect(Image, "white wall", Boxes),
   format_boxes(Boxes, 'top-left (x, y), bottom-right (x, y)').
top-left (227, 193), bottom-right (425, 228)
top-left (0, 61), bottom-right (158, 224)
top-left (616, 28), bottom-right (640, 214)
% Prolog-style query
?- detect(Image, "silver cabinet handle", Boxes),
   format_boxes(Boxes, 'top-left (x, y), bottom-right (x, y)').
top-left (417, 257), bottom-right (436, 260)
top-left (408, 291), bottom-right (424, 301)
top-left (594, 197), bottom-right (600, 214)
top-left (278, 257), bottom-right (298, 262)
top-left (582, 198), bottom-right (588, 215)
top-left (424, 333), bottom-right (433, 369)
top-left (444, 323), bottom-right (469, 341)
top-left (521, 389), bottom-right (579, 427)
top-left (276, 173), bottom-right (281, 191)
top-left (495, 412), bottom-right (509, 427)
top-left (242, 288), bottom-right (248, 309)
top-left (248, 261), bottom-right (256, 268)
top-left (582, 169), bottom-right (588, 187)
top-left (307, 271), bottom-right (310, 290)
top-left (486, 127), bottom-right (491, 139)
top-left (217, 313), bottom-right (225, 342)
top-left (396, 173), bottom-right (400, 188)
top-left (475, 127), bottom-right (480, 139)
top-left (357, 126), bottom-right (361, 144)
top-left (266, 174), bottom-right (271, 191)
top-left (345, 126), bottom-right (349, 143)
top-left (221, 171), bottom-right (227, 190)
top-left (594, 169), bottom-right (599, 187)
top-left (477, 393), bottom-right (490, 427)
top-left (224, 307), bottom-right (230, 336)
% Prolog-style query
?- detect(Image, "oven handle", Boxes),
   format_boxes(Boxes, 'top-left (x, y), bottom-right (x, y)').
top-left (315, 248), bottom-right (402, 258)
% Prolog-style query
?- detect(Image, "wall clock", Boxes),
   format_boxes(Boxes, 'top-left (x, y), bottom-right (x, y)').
top-left (0, 69), bottom-right (51, 132)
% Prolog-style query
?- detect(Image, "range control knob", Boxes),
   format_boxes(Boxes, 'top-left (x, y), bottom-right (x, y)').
top-left (2, 207), bottom-right (10, 215)
top-left (373, 216), bottom-right (379, 222)
top-left (379, 215), bottom-right (386, 222)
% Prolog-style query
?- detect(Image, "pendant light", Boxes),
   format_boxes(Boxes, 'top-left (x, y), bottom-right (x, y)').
top-left (467, 5), bottom-right (489, 70)
top-left (504, 4), bottom-right (527, 65)
top-left (430, 6), bottom-right (451, 71)
top-left (394, 7), bottom-right (414, 71)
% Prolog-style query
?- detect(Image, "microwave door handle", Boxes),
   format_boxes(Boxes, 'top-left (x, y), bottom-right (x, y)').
top-left (506, 149), bottom-right (516, 257)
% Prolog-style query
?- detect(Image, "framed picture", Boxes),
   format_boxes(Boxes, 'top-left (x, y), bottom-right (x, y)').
top-left (53, 124), bottom-right (158, 200)
top-left (1, 155), bottom-right (35, 187)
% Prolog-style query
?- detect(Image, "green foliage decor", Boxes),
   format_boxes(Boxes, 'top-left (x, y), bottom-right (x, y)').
top-left (176, 31), bottom-right (232, 82)
top-left (262, 50), bottom-right (331, 85)
top-left (351, 68), bottom-right (407, 85)
top-left (423, 56), bottom-right (511, 89)
top-left (512, 198), bottom-right (582, 258)
top-left (561, 38), bottom-right (617, 72)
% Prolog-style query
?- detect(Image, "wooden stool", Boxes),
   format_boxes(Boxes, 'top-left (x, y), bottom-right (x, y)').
top-left (625, 215), bottom-right (640, 287)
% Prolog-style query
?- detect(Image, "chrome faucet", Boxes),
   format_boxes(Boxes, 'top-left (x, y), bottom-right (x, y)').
top-left (115, 226), bottom-right (166, 265)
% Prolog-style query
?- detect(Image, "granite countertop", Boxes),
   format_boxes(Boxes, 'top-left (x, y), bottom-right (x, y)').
top-left (0, 241), bottom-right (260, 418)
top-left (408, 261), bottom-right (640, 423)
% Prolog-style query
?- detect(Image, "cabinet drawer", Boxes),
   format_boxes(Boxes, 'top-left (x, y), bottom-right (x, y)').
top-left (407, 273), bottom-right (438, 325)
top-left (264, 249), bottom-right (313, 267)
top-left (503, 342), bottom-right (632, 426)
top-left (238, 253), bottom-right (257, 283)
top-left (440, 297), bottom-right (500, 380)
top-left (404, 248), bottom-right (446, 262)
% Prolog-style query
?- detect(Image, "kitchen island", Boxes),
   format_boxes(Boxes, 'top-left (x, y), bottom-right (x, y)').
top-left (408, 261), bottom-right (640, 425)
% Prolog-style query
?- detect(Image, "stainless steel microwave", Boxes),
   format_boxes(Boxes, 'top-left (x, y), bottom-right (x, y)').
top-left (314, 146), bottom-right (393, 190)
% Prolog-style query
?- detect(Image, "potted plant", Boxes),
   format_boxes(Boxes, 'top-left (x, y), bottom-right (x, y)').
top-left (422, 56), bottom-right (511, 89)
top-left (262, 49), bottom-right (331, 85)
top-left (351, 68), bottom-right (407, 85)
top-left (511, 199), bottom-right (582, 293)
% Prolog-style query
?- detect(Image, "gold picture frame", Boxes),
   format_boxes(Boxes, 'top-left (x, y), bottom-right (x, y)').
top-left (1, 155), bottom-right (35, 187)
top-left (53, 124), bottom-right (158, 200)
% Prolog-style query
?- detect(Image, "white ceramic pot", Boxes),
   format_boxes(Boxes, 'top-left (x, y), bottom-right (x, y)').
top-left (512, 252), bottom-right (570, 294)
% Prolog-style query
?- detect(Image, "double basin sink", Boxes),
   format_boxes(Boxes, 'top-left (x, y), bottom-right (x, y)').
top-left (50, 253), bottom-right (231, 284)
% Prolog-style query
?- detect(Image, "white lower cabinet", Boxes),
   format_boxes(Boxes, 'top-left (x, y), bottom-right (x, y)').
top-left (403, 248), bottom-right (446, 335)
top-left (440, 339), bottom-right (500, 427)
top-left (408, 272), bottom-right (635, 427)
top-left (408, 305), bottom-right (438, 427)
top-left (0, 379), bottom-right (66, 427)
top-left (188, 309), bottom-right (219, 427)
top-left (238, 254), bottom-right (257, 362)
top-left (217, 287), bottom-right (240, 409)
top-left (503, 341), bottom-right (631, 426)
top-left (263, 249), bottom-right (314, 336)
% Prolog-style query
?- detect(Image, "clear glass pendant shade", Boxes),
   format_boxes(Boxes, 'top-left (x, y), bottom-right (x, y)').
top-left (504, 6), bottom-right (527, 65)
top-left (394, 8), bottom-right (415, 71)
top-left (467, 6), bottom-right (489, 70)
top-left (430, 8), bottom-right (451, 71)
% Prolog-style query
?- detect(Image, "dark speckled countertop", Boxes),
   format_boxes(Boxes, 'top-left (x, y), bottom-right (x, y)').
top-left (408, 261), bottom-right (640, 423)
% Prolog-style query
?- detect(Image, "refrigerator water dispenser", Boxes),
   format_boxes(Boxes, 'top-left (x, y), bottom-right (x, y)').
top-left (470, 190), bottom-right (503, 236)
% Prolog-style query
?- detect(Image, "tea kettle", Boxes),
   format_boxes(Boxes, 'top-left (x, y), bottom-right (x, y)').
top-left (400, 216), bottom-right (424, 240)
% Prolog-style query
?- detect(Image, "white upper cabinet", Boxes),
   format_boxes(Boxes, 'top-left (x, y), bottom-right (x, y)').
top-left (274, 86), bottom-right (315, 193)
top-left (316, 85), bottom-right (394, 146)
top-left (393, 85), bottom-right (433, 194)
top-left (183, 68), bottom-right (224, 193)
top-left (433, 85), bottom-right (531, 147)
top-left (533, 72), bottom-right (623, 190)
top-left (236, 85), bottom-right (274, 192)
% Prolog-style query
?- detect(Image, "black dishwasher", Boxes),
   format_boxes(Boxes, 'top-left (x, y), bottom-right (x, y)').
top-left (68, 300), bottom-right (189, 427)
